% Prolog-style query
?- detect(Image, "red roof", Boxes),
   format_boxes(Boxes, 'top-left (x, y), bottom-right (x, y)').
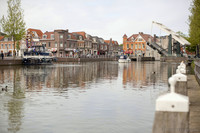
top-left (104, 40), bottom-right (119, 45)
top-left (43, 31), bottom-right (54, 39)
top-left (123, 34), bottom-right (127, 38)
top-left (0, 36), bottom-right (4, 41)
top-left (73, 32), bottom-right (86, 39)
top-left (68, 33), bottom-right (77, 40)
top-left (27, 28), bottom-right (43, 39)
top-left (127, 32), bottom-right (153, 42)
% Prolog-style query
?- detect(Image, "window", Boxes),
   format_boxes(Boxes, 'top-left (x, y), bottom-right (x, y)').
top-left (127, 44), bottom-right (129, 49)
top-left (42, 42), bottom-right (46, 47)
top-left (138, 38), bottom-right (143, 41)
top-left (79, 36), bottom-right (82, 40)
top-left (135, 44), bottom-right (137, 49)
top-left (1, 44), bottom-right (3, 49)
top-left (101, 45), bottom-right (103, 50)
top-left (68, 35), bottom-right (71, 39)
top-left (43, 35), bottom-right (47, 39)
top-left (64, 42), bottom-right (67, 47)
top-left (8, 44), bottom-right (11, 49)
top-left (55, 42), bottom-right (58, 47)
top-left (131, 44), bottom-right (133, 49)
top-left (139, 44), bottom-right (141, 49)
top-left (48, 42), bottom-right (51, 47)
top-left (60, 42), bottom-right (63, 47)
top-left (5, 44), bottom-right (7, 48)
top-left (104, 45), bottom-right (107, 50)
top-left (60, 35), bottom-right (63, 39)
top-left (51, 34), bottom-right (54, 39)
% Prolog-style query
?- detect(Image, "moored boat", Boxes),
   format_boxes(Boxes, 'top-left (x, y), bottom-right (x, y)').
top-left (22, 45), bottom-right (55, 65)
top-left (118, 55), bottom-right (131, 63)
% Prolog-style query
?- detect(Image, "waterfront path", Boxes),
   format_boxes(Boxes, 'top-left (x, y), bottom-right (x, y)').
top-left (188, 75), bottom-right (200, 133)
top-left (0, 57), bottom-right (22, 65)
top-left (153, 75), bottom-right (200, 133)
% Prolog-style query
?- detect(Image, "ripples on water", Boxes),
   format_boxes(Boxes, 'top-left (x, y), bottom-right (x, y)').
top-left (0, 61), bottom-right (179, 133)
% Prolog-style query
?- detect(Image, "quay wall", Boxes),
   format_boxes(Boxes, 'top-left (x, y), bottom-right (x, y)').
top-left (0, 57), bottom-right (118, 66)
top-left (0, 58), bottom-right (22, 66)
top-left (56, 57), bottom-right (117, 62)
top-left (160, 56), bottom-right (187, 62)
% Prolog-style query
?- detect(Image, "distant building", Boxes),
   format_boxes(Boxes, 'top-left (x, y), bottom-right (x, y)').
top-left (123, 32), bottom-right (160, 60)
top-left (0, 36), bottom-right (15, 56)
top-left (25, 28), bottom-right (119, 57)
top-left (104, 38), bottom-right (119, 56)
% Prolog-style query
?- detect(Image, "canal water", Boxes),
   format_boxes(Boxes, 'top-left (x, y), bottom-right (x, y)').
top-left (0, 61), bottom-right (178, 133)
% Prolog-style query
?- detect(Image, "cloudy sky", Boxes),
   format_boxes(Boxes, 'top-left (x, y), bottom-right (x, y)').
top-left (0, 0), bottom-right (192, 44)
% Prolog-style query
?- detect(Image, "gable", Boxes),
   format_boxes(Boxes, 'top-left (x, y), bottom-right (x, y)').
top-left (135, 35), bottom-right (145, 42)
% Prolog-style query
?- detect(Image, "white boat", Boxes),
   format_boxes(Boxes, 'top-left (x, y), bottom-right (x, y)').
top-left (22, 45), bottom-right (56, 65)
top-left (118, 55), bottom-right (131, 63)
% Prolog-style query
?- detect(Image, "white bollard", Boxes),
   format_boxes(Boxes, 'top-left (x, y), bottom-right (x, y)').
top-left (172, 73), bottom-right (187, 82)
top-left (156, 76), bottom-right (189, 112)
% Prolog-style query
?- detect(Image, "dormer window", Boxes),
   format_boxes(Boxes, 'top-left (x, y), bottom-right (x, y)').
top-left (138, 38), bottom-right (143, 41)
top-left (79, 36), bottom-right (82, 40)
top-left (43, 35), bottom-right (47, 39)
top-left (51, 34), bottom-right (54, 39)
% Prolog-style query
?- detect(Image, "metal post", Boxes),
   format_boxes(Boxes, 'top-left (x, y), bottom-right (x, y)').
top-left (168, 34), bottom-right (172, 56)
top-left (176, 42), bottom-right (181, 57)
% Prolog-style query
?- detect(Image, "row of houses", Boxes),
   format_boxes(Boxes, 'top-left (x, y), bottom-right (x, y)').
top-left (0, 28), bottom-right (120, 57)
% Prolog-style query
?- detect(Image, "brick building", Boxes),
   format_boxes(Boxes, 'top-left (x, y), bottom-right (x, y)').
top-left (123, 32), bottom-right (160, 60)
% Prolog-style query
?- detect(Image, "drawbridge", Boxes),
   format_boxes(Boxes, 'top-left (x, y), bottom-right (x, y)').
top-left (148, 21), bottom-right (190, 57)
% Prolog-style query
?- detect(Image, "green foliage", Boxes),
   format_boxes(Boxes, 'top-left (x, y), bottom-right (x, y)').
top-left (16, 41), bottom-right (20, 51)
top-left (0, 0), bottom-right (26, 52)
top-left (176, 31), bottom-right (195, 52)
top-left (189, 0), bottom-right (200, 46)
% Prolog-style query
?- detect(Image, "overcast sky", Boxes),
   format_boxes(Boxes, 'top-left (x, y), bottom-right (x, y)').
top-left (0, 0), bottom-right (192, 44)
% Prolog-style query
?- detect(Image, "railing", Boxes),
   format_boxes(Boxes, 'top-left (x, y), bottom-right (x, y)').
top-left (147, 42), bottom-right (168, 56)
top-left (194, 61), bottom-right (200, 85)
top-left (65, 55), bottom-right (119, 59)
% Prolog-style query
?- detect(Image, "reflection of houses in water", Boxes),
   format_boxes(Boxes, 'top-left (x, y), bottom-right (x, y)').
top-left (45, 62), bottom-right (119, 89)
top-left (23, 66), bottom-right (52, 90)
top-left (121, 62), bottom-right (173, 87)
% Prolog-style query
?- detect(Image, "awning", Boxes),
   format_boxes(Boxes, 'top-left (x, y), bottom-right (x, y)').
top-left (65, 48), bottom-right (76, 51)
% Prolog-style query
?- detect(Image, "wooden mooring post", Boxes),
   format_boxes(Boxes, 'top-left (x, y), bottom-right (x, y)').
top-left (153, 62), bottom-right (189, 133)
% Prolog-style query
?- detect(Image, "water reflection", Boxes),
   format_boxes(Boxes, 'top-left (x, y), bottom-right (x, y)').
top-left (120, 62), bottom-right (177, 89)
top-left (0, 61), bottom-right (180, 133)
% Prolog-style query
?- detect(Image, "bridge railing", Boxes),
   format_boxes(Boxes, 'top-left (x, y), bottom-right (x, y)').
top-left (194, 61), bottom-right (200, 85)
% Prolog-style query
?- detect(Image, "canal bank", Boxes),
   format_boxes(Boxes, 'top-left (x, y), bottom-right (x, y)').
top-left (0, 57), bottom-right (22, 66)
top-left (153, 64), bottom-right (200, 133)
top-left (0, 57), bottom-right (118, 66)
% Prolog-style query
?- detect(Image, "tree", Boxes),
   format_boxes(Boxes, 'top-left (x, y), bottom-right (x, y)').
top-left (189, 0), bottom-right (200, 47)
top-left (0, 0), bottom-right (26, 56)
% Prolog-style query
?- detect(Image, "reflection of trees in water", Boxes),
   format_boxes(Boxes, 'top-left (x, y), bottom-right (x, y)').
top-left (0, 67), bottom-right (25, 133)
top-left (6, 99), bottom-right (24, 133)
